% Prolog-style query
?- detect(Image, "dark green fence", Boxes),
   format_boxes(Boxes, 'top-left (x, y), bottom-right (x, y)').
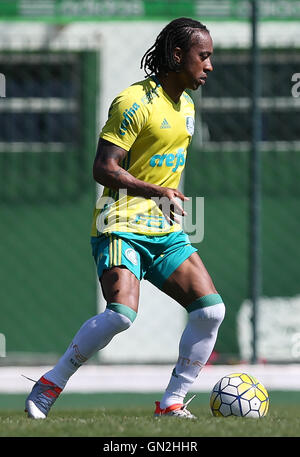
top-left (0, 50), bottom-right (98, 363)
top-left (185, 47), bottom-right (300, 362)
top-left (1, 42), bottom-right (299, 364)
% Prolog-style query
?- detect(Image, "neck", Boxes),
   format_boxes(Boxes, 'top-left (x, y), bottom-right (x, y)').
top-left (157, 72), bottom-right (184, 104)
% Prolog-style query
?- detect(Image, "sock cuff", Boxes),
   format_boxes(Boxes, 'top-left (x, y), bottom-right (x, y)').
top-left (106, 303), bottom-right (137, 323)
top-left (186, 294), bottom-right (223, 313)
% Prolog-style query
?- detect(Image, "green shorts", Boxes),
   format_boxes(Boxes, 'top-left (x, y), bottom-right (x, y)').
top-left (91, 230), bottom-right (197, 290)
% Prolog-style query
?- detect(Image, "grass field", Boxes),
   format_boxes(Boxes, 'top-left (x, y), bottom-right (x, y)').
top-left (0, 392), bottom-right (300, 438)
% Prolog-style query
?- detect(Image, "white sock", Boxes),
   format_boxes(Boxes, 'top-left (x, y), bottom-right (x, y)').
top-left (44, 307), bottom-right (134, 389)
top-left (160, 300), bottom-right (225, 409)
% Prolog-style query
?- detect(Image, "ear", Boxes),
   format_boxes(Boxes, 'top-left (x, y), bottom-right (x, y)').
top-left (173, 47), bottom-right (183, 66)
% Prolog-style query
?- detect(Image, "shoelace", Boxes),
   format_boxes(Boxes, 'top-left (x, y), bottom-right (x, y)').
top-left (181, 394), bottom-right (196, 412)
top-left (34, 391), bottom-right (57, 412)
top-left (169, 394), bottom-right (197, 417)
top-left (22, 374), bottom-right (59, 393)
top-left (22, 374), bottom-right (39, 384)
top-left (22, 374), bottom-right (60, 412)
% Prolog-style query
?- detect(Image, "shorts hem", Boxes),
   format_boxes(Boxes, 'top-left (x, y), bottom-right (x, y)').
top-left (146, 246), bottom-right (197, 290)
top-left (98, 264), bottom-right (141, 282)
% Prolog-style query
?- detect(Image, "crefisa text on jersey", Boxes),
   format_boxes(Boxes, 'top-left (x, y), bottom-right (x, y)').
top-left (102, 440), bottom-right (198, 454)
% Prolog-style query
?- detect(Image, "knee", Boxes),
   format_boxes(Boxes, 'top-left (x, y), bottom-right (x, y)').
top-left (189, 302), bottom-right (225, 328)
top-left (105, 304), bottom-right (137, 333)
top-left (187, 293), bottom-right (225, 326)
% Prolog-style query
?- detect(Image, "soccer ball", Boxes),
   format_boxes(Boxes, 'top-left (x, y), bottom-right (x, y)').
top-left (210, 372), bottom-right (269, 418)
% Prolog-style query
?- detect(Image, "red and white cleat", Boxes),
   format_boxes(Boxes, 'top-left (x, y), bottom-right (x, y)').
top-left (24, 375), bottom-right (62, 419)
top-left (154, 395), bottom-right (197, 419)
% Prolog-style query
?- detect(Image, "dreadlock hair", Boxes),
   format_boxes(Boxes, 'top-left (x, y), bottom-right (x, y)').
top-left (140, 17), bottom-right (209, 77)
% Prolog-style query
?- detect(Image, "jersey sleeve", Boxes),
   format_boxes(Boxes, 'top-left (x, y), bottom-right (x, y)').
top-left (100, 86), bottom-right (150, 151)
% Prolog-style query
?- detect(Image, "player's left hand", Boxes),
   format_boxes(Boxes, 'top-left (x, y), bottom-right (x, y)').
top-left (155, 187), bottom-right (189, 225)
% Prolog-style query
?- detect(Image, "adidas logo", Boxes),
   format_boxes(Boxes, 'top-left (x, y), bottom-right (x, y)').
top-left (160, 118), bottom-right (171, 129)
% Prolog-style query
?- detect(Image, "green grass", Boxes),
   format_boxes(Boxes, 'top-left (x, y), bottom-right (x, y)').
top-left (1, 406), bottom-right (300, 437)
top-left (0, 392), bottom-right (300, 437)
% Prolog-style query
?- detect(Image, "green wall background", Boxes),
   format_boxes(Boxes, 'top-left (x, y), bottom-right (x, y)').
top-left (184, 146), bottom-right (300, 360)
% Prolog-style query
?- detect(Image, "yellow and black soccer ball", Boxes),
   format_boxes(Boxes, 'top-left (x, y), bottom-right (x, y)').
top-left (210, 373), bottom-right (269, 418)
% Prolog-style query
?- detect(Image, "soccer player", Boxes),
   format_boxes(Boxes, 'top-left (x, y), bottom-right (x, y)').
top-left (25, 17), bottom-right (225, 419)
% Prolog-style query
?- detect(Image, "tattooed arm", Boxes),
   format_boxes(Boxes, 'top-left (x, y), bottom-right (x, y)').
top-left (93, 138), bottom-right (160, 198)
top-left (93, 138), bottom-right (187, 218)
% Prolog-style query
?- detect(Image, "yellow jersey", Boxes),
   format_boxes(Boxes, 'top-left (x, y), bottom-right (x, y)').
top-left (91, 76), bottom-right (195, 236)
